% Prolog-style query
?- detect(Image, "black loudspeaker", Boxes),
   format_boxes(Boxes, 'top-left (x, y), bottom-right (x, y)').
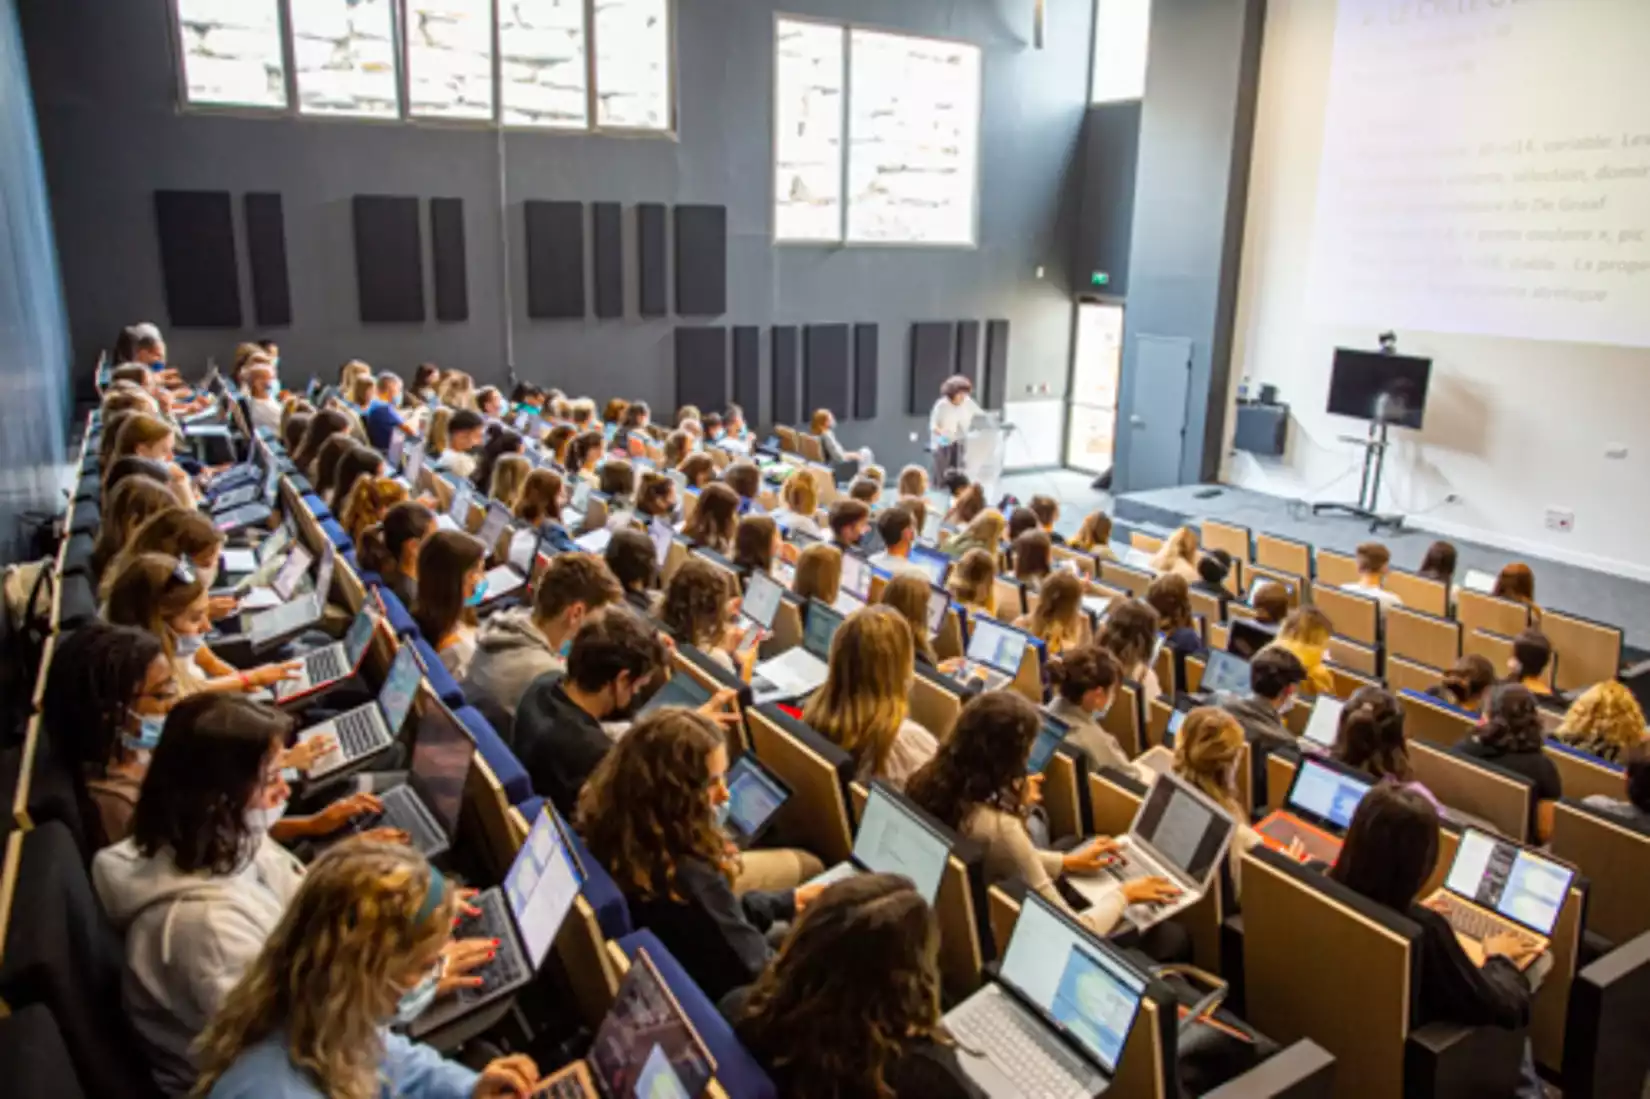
top-left (154, 190), bottom-right (242, 328)
top-left (637, 203), bottom-right (668, 317)
top-left (352, 195), bottom-right (425, 323)
top-left (674, 204), bottom-right (727, 316)
top-left (243, 193), bottom-right (290, 327)
top-left (732, 326), bottom-right (761, 422)
top-left (674, 327), bottom-right (728, 413)
top-left (524, 200), bottom-right (585, 319)
top-left (907, 322), bottom-right (956, 415)
top-left (803, 324), bottom-right (851, 422)
top-left (429, 197), bottom-right (468, 323)
top-left (771, 326), bottom-right (800, 427)
top-left (956, 320), bottom-right (982, 384)
top-left (592, 202), bottom-right (623, 319)
top-left (853, 323), bottom-right (878, 420)
top-left (983, 319), bottom-right (1011, 410)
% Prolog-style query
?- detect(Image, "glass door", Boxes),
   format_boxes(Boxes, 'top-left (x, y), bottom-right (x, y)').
top-left (1064, 302), bottom-right (1124, 474)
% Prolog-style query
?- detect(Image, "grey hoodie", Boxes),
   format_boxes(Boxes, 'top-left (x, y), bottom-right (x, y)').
top-left (1219, 694), bottom-right (1296, 749)
top-left (92, 836), bottom-right (305, 1095)
top-left (461, 608), bottom-right (563, 727)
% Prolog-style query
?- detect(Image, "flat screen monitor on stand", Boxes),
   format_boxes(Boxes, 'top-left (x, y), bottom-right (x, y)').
top-left (1311, 345), bottom-right (1433, 534)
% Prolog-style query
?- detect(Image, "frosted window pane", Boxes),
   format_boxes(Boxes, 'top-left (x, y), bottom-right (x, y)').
top-left (593, 0), bottom-right (671, 130)
top-left (407, 0), bottom-right (495, 119)
top-left (176, 0), bottom-right (288, 109)
top-left (773, 19), bottom-right (844, 243)
top-left (291, 0), bottom-right (401, 118)
top-left (500, 0), bottom-right (588, 128)
top-left (1091, 0), bottom-right (1151, 103)
top-left (846, 29), bottom-right (981, 246)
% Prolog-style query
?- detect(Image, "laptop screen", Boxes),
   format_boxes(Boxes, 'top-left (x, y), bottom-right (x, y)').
top-left (998, 893), bottom-right (1148, 1075)
top-left (1165, 707), bottom-right (1187, 741)
top-left (852, 786), bottom-right (950, 904)
top-left (1133, 773), bottom-right (1234, 886)
top-left (504, 809), bottom-right (584, 968)
top-left (477, 501), bottom-right (512, 551)
top-left (409, 696), bottom-right (476, 838)
top-left (378, 646), bottom-right (424, 733)
top-left (1461, 568), bottom-right (1496, 594)
top-left (743, 572), bottom-right (785, 631)
top-left (314, 544), bottom-right (335, 605)
top-left (641, 673), bottom-right (713, 715)
top-left (1286, 759), bottom-right (1371, 831)
top-left (250, 592), bottom-right (322, 647)
top-left (1444, 829), bottom-right (1575, 937)
top-left (387, 430), bottom-right (405, 470)
top-left (966, 618), bottom-right (1029, 675)
top-left (719, 755), bottom-right (790, 843)
top-left (404, 439), bottom-right (425, 487)
top-left (447, 481), bottom-right (472, 524)
top-left (803, 601), bottom-right (846, 659)
top-left (840, 553), bottom-right (872, 600)
top-left (1226, 619), bottom-right (1275, 660)
top-left (257, 522), bottom-right (294, 566)
top-left (925, 587), bottom-right (950, 635)
top-left (507, 527), bottom-right (540, 574)
top-left (650, 518), bottom-right (675, 568)
top-left (909, 545), bottom-right (952, 586)
top-left (1199, 649), bottom-right (1251, 697)
top-left (575, 528), bottom-right (612, 554)
top-left (342, 608), bottom-right (377, 666)
top-left (1301, 695), bottom-right (1344, 748)
top-left (270, 544), bottom-right (314, 601)
top-left (1028, 715), bottom-right (1067, 774)
top-left (588, 951), bottom-right (715, 1099)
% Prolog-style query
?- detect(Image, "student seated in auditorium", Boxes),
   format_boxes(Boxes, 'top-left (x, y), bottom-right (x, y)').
top-left (1458, 685), bottom-right (1563, 841)
top-left (1493, 562), bottom-right (1540, 617)
top-left (722, 402), bottom-right (753, 450)
top-left (411, 531), bottom-right (487, 678)
top-left (605, 528), bottom-right (662, 617)
top-left (1006, 507), bottom-right (1040, 545)
top-left (597, 459), bottom-right (638, 526)
top-left (730, 875), bottom-right (983, 1099)
top-left (1067, 510), bottom-right (1116, 560)
top-left (1250, 580), bottom-right (1291, 628)
top-left (1010, 528), bottom-right (1053, 588)
top-left (470, 427), bottom-right (524, 495)
top-left (106, 413), bottom-right (199, 509)
top-left (1340, 541), bottom-right (1405, 611)
top-left (193, 839), bottom-right (537, 1099)
top-left (880, 573), bottom-right (940, 670)
top-left (1581, 739), bottom-right (1650, 828)
top-left (907, 692), bottom-right (1183, 942)
top-left (464, 553), bottom-right (623, 727)
top-left (771, 469), bottom-right (824, 538)
top-left (1098, 599), bottom-right (1164, 711)
top-left (578, 708), bottom-right (825, 1002)
top-left (243, 360), bottom-right (283, 435)
top-left (312, 436), bottom-right (363, 505)
top-left (1044, 646), bottom-right (1144, 779)
top-left (1331, 687), bottom-right (1440, 808)
top-left (947, 548), bottom-right (998, 620)
top-left (476, 385), bottom-right (506, 421)
top-left (811, 407), bottom-right (868, 470)
top-left (1418, 539), bottom-right (1458, 586)
top-left (677, 451), bottom-right (717, 490)
top-left (732, 514), bottom-right (793, 581)
top-left (103, 508), bottom-right (233, 619)
top-left (1191, 551), bottom-right (1233, 614)
top-left (896, 463), bottom-right (929, 502)
top-left (1273, 607), bottom-right (1336, 697)
top-left (357, 501), bottom-right (437, 608)
top-left (632, 470), bottom-right (678, 526)
top-left (661, 558), bottom-right (754, 680)
top-left (1145, 573), bottom-right (1205, 671)
top-left (1148, 526), bottom-right (1202, 584)
top-left (848, 478), bottom-right (882, 525)
top-left (431, 408), bottom-right (486, 480)
top-left (943, 481), bottom-right (986, 529)
top-left (1506, 628), bottom-right (1558, 699)
top-left (682, 482), bottom-right (740, 554)
top-left (1012, 570), bottom-right (1092, 659)
top-left (565, 428), bottom-right (605, 487)
top-left (329, 444), bottom-right (387, 519)
top-left (612, 400), bottom-right (651, 457)
top-left (1221, 647), bottom-right (1308, 749)
top-left (1426, 654), bottom-right (1497, 714)
top-left (512, 468), bottom-right (578, 554)
top-left (941, 508), bottom-right (1006, 562)
top-left (340, 477), bottom-right (409, 547)
top-left (1553, 679), bottom-right (1647, 764)
top-left (1174, 708), bottom-right (1263, 889)
top-left (826, 497), bottom-right (873, 553)
top-left (801, 606), bottom-right (938, 787)
top-left (792, 542), bottom-right (843, 606)
top-left (723, 460), bottom-right (765, 516)
top-left (362, 371), bottom-right (411, 450)
top-left (1026, 494), bottom-right (1065, 546)
top-left (488, 453), bottom-right (532, 515)
top-left (92, 476), bottom-right (182, 585)
top-left (869, 505), bottom-right (928, 579)
top-left (511, 380), bottom-right (546, 417)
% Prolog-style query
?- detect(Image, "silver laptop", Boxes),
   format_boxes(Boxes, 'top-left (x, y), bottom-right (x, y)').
top-left (274, 606), bottom-right (380, 701)
top-left (387, 428), bottom-right (406, 471)
top-left (247, 543), bottom-right (336, 652)
top-left (437, 479), bottom-right (474, 533)
top-left (403, 438), bottom-right (426, 488)
top-left (945, 892), bottom-right (1148, 1099)
top-left (1423, 827), bottom-right (1575, 970)
top-left (806, 783), bottom-right (951, 904)
top-left (476, 500), bottom-right (513, 554)
top-left (1067, 771), bottom-right (1236, 931)
top-left (717, 753), bottom-right (792, 850)
top-left (296, 643), bottom-right (422, 779)
top-left (239, 542), bottom-right (313, 612)
top-left (1196, 648), bottom-right (1251, 699)
top-left (1299, 694), bottom-right (1344, 749)
top-left (925, 585), bottom-right (951, 637)
top-left (221, 520), bottom-right (292, 581)
top-left (954, 617), bottom-right (1031, 692)
top-left (750, 599), bottom-right (845, 704)
top-left (1460, 568), bottom-right (1496, 594)
top-left (839, 551), bottom-right (873, 602)
top-left (561, 479), bottom-right (592, 528)
top-left (370, 692), bottom-right (475, 859)
top-left (736, 571), bottom-right (786, 656)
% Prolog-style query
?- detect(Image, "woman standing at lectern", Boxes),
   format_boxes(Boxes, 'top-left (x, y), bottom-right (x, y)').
top-left (929, 375), bottom-right (983, 481)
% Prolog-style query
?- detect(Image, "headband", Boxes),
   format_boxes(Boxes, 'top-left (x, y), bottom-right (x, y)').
top-left (412, 866), bottom-right (448, 928)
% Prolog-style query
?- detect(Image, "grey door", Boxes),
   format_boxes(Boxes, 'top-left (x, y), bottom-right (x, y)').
top-left (1125, 334), bottom-right (1193, 491)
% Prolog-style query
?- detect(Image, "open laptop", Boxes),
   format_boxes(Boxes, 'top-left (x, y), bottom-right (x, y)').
top-left (529, 948), bottom-right (715, 1099)
top-left (1299, 694), bottom-right (1345, 750)
top-left (365, 691), bottom-right (475, 859)
top-left (1066, 771), bottom-right (1236, 931)
top-left (274, 606), bottom-right (380, 702)
top-left (1029, 711), bottom-right (1070, 774)
top-left (750, 599), bottom-right (845, 704)
top-left (1255, 757), bottom-right (1373, 864)
top-left (247, 544), bottom-right (336, 652)
top-left (211, 458), bottom-right (280, 532)
top-left (1460, 568), bottom-right (1497, 594)
top-left (561, 479), bottom-right (592, 529)
top-left (717, 753), bottom-right (792, 850)
top-left (952, 617), bottom-right (1031, 692)
top-left (735, 571), bottom-right (786, 656)
top-left (403, 438), bottom-right (427, 489)
top-left (640, 671), bottom-right (713, 715)
top-left (476, 500), bottom-right (513, 556)
top-left (239, 542), bottom-right (314, 612)
top-left (1193, 648), bottom-right (1251, 700)
top-left (839, 551), bottom-right (873, 603)
top-left (806, 782), bottom-right (952, 904)
top-left (437, 479), bottom-right (474, 533)
top-left (410, 807), bottom-right (585, 1038)
top-left (1422, 827), bottom-right (1575, 970)
top-left (222, 521), bottom-right (294, 588)
top-left (1225, 618), bottom-right (1277, 660)
top-left (209, 438), bottom-right (271, 509)
top-left (907, 544), bottom-right (953, 587)
top-left (945, 891), bottom-right (1148, 1099)
top-left (387, 427), bottom-right (407, 472)
top-left (925, 585), bottom-right (951, 637)
top-left (1120, 545), bottom-right (1156, 570)
top-left (296, 643), bottom-right (423, 779)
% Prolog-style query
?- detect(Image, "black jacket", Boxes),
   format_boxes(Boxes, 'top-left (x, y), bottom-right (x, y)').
top-left (624, 857), bottom-right (795, 1003)
top-left (512, 674), bottom-right (611, 817)
top-left (1408, 904), bottom-right (1533, 1029)
top-left (1455, 737), bottom-right (1562, 838)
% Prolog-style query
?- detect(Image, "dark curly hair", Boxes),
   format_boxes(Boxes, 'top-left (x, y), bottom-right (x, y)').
top-left (1479, 684), bottom-right (1546, 754)
top-left (906, 691), bottom-right (1041, 831)
top-left (659, 557), bottom-right (734, 650)
top-left (1333, 686), bottom-right (1414, 783)
top-left (575, 706), bottom-right (733, 899)
top-left (683, 483), bottom-right (739, 553)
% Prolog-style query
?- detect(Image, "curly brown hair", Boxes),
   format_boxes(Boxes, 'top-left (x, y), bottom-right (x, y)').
top-left (735, 874), bottom-right (946, 1099)
top-left (683, 482), bottom-right (739, 553)
top-left (906, 691), bottom-right (1041, 831)
top-left (576, 707), bottom-right (733, 899)
top-left (1145, 572), bottom-right (1195, 632)
top-left (659, 557), bottom-right (735, 650)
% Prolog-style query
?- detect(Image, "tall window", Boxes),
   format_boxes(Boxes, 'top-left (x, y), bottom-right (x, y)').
top-left (290, 0), bottom-right (401, 118)
top-left (499, 0), bottom-right (589, 128)
top-left (593, 0), bottom-right (672, 130)
top-left (1090, 0), bottom-right (1151, 103)
top-left (175, 0), bottom-right (288, 109)
top-left (773, 18), bottom-right (982, 247)
top-left (406, 0), bottom-right (495, 120)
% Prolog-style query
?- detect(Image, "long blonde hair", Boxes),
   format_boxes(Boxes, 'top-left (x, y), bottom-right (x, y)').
top-left (1172, 707), bottom-right (1244, 816)
top-left (1149, 526), bottom-right (1199, 572)
top-left (793, 543), bottom-right (842, 606)
top-left (192, 840), bottom-right (458, 1099)
top-left (953, 509), bottom-right (1004, 555)
top-left (879, 574), bottom-right (936, 663)
top-left (489, 453), bottom-right (532, 510)
top-left (1026, 571), bottom-right (1085, 655)
top-left (426, 407), bottom-right (453, 455)
top-left (801, 606), bottom-right (915, 778)
top-left (947, 548), bottom-right (997, 616)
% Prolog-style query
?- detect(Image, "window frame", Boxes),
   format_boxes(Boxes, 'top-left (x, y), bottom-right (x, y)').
top-left (402, 0), bottom-right (501, 125)
top-left (168, 0), bottom-right (296, 117)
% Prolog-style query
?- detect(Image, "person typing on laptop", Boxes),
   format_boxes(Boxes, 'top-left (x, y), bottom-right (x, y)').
top-left (1219, 646), bottom-right (1308, 749)
top-left (411, 531), bottom-right (488, 679)
top-left (357, 501), bottom-right (437, 610)
top-left (1171, 708), bottom-right (1264, 894)
top-left (868, 505), bottom-right (930, 581)
top-left (660, 558), bottom-right (756, 680)
top-left (1097, 600), bottom-right (1164, 712)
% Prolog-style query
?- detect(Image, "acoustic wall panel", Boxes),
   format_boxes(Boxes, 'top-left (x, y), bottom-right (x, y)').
top-left (983, 320), bottom-right (1011, 410)
top-left (154, 190), bottom-right (242, 328)
top-left (243, 193), bottom-right (290, 327)
top-left (429, 197), bottom-right (468, 322)
top-left (352, 195), bottom-right (425, 323)
top-left (592, 202), bottom-right (623, 318)
top-left (637, 203), bottom-right (668, 317)
top-left (956, 320), bottom-right (982, 383)
top-left (674, 327), bottom-right (728, 414)
top-left (524, 200), bottom-right (585, 319)
top-left (771, 326), bottom-right (800, 428)
top-left (853, 324), bottom-right (879, 420)
top-left (804, 324), bottom-right (850, 421)
top-left (733, 326), bottom-right (761, 421)
top-left (907, 322), bottom-right (956, 414)
top-left (674, 204), bottom-right (727, 316)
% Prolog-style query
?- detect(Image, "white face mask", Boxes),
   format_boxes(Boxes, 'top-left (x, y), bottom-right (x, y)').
top-left (244, 797), bottom-right (288, 837)
top-left (173, 630), bottom-right (207, 660)
top-left (197, 558), bottom-right (219, 592)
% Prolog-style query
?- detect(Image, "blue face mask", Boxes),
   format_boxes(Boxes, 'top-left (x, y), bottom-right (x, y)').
top-left (392, 961), bottom-right (443, 1026)
top-left (465, 577), bottom-right (490, 607)
top-left (558, 640), bottom-right (572, 658)
top-left (173, 631), bottom-right (206, 660)
top-left (1092, 695), bottom-right (1114, 723)
top-left (125, 713), bottom-right (165, 752)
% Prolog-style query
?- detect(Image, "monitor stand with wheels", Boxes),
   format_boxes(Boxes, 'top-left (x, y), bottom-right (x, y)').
top-left (1312, 418), bottom-right (1404, 533)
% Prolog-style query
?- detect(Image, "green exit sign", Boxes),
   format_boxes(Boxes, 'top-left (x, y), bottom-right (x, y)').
top-left (1090, 270), bottom-right (1110, 287)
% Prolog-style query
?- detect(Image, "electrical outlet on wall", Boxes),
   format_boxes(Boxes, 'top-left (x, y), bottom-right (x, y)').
top-left (1545, 508), bottom-right (1575, 533)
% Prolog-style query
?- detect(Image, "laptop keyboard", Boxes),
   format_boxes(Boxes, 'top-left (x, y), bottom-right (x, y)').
top-left (379, 787), bottom-right (445, 854)
top-left (453, 891), bottom-right (527, 1003)
top-left (336, 707), bottom-right (387, 759)
top-left (306, 646), bottom-right (347, 685)
top-left (949, 993), bottom-right (1091, 1099)
top-left (1431, 895), bottom-right (1533, 950)
top-left (538, 1075), bottom-right (586, 1099)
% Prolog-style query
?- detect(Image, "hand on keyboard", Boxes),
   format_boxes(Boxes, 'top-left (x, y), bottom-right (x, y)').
top-left (1062, 838), bottom-right (1121, 876)
top-left (438, 938), bottom-right (499, 997)
top-left (474, 1054), bottom-right (541, 1099)
top-left (1483, 931), bottom-right (1541, 968)
top-left (357, 826), bottom-right (411, 846)
top-left (1122, 877), bottom-right (1181, 908)
top-left (452, 887), bottom-right (482, 925)
top-left (297, 730), bottom-right (344, 774)
top-left (313, 792), bottom-right (382, 835)
top-left (281, 733), bottom-right (338, 773)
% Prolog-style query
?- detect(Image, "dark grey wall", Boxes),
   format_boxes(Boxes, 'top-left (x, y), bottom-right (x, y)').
top-left (1112, 0), bottom-right (1264, 490)
top-left (20, 0), bottom-right (1095, 470)
top-left (1073, 100), bottom-right (1140, 299)
top-left (0, 0), bottom-right (71, 561)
